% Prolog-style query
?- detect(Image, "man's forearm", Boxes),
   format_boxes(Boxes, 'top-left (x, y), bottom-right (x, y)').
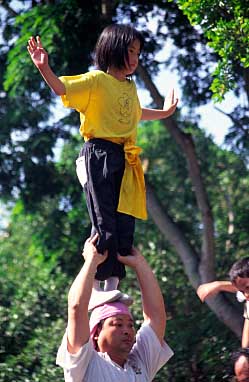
top-left (68, 259), bottom-right (97, 310)
top-left (214, 281), bottom-right (238, 293)
top-left (135, 256), bottom-right (166, 335)
top-left (117, 249), bottom-right (166, 342)
top-left (67, 236), bottom-right (105, 353)
top-left (67, 259), bottom-right (97, 353)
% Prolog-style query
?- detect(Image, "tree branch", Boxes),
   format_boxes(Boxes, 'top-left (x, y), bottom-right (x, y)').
top-left (146, 181), bottom-right (243, 337)
top-left (101, 0), bottom-right (118, 20)
top-left (138, 63), bottom-right (216, 282)
top-left (138, 63), bottom-right (243, 337)
top-left (146, 182), bottom-right (200, 288)
top-left (214, 106), bottom-right (248, 134)
top-left (0, 1), bottom-right (18, 17)
top-left (243, 67), bottom-right (249, 105)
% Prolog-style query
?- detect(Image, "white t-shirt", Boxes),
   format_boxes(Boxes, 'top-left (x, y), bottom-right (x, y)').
top-left (56, 322), bottom-right (173, 382)
top-left (244, 301), bottom-right (249, 319)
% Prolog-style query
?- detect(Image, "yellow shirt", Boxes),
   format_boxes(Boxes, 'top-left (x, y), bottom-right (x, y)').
top-left (59, 70), bottom-right (147, 220)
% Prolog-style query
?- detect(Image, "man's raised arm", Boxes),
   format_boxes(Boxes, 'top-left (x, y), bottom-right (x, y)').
top-left (118, 247), bottom-right (166, 344)
top-left (67, 235), bottom-right (107, 354)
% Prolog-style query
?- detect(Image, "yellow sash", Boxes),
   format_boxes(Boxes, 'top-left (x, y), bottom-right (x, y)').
top-left (117, 143), bottom-right (147, 220)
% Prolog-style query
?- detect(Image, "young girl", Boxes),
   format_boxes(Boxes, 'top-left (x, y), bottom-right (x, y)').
top-left (27, 24), bottom-right (178, 307)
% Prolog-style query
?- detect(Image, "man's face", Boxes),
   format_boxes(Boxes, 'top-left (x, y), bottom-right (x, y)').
top-left (234, 277), bottom-right (249, 300)
top-left (97, 314), bottom-right (136, 358)
top-left (234, 355), bottom-right (249, 381)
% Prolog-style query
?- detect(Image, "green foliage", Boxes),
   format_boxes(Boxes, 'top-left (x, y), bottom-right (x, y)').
top-left (0, 0), bottom-right (105, 202)
top-left (4, 0), bottom-right (105, 96)
top-left (0, 205), bottom-right (67, 381)
top-left (1, 119), bottom-right (248, 380)
top-left (123, 218), bottom-right (239, 381)
top-left (176, 0), bottom-right (249, 101)
top-left (0, 169), bottom-right (91, 381)
top-left (123, 120), bottom-right (247, 380)
top-left (1, 0), bottom-right (248, 204)
top-left (1, 1), bottom-right (249, 381)
top-left (4, 5), bottom-right (60, 96)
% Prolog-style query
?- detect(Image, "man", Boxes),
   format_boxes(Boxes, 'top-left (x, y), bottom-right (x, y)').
top-left (232, 347), bottom-right (249, 382)
top-left (197, 257), bottom-right (249, 381)
top-left (56, 234), bottom-right (173, 381)
top-left (232, 309), bottom-right (249, 382)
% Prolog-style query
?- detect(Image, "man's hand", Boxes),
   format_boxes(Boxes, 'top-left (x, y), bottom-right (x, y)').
top-left (82, 234), bottom-right (108, 266)
top-left (27, 36), bottom-right (48, 69)
top-left (117, 246), bottom-right (145, 270)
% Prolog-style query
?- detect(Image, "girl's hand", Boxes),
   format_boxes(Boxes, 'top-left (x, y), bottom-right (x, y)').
top-left (163, 88), bottom-right (178, 116)
top-left (27, 36), bottom-right (48, 69)
top-left (82, 234), bottom-right (108, 267)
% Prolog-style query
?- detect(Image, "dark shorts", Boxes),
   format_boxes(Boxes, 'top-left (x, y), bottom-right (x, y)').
top-left (76, 138), bottom-right (135, 280)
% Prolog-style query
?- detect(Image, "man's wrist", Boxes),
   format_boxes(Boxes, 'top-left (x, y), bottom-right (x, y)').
top-left (84, 258), bottom-right (98, 276)
top-left (134, 255), bottom-right (149, 272)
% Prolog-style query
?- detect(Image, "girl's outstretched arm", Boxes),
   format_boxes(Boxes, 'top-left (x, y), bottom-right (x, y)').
top-left (27, 36), bottom-right (66, 95)
top-left (140, 88), bottom-right (178, 121)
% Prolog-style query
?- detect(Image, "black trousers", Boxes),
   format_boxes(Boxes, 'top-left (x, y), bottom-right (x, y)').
top-left (78, 139), bottom-right (135, 281)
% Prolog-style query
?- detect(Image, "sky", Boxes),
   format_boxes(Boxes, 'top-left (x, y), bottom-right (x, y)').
top-left (137, 70), bottom-right (236, 146)
top-left (140, 15), bottom-right (240, 147)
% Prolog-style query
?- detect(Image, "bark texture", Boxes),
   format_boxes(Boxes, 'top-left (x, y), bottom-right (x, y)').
top-left (137, 64), bottom-right (243, 337)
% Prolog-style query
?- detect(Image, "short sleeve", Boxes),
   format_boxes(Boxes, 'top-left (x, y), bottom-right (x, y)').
top-left (134, 83), bottom-right (142, 121)
top-left (56, 331), bottom-right (94, 382)
top-left (244, 301), bottom-right (249, 319)
top-left (130, 323), bottom-right (173, 380)
top-left (236, 291), bottom-right (246, 303)
top-left (59, 72), bottom-right (96, 112)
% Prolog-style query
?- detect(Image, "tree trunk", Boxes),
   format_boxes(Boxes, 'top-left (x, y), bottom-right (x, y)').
top-left (0, 1), bottom-right (18, 16)
top-left (137, 64), bottom-right (243, 337)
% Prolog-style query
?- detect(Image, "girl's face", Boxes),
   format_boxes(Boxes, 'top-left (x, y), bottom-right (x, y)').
top-left (125, 39), bottom-right (141, 75)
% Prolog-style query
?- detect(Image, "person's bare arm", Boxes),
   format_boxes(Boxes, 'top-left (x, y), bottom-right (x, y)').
top-left (242, 318), bottom-right (249, 348)
top-left (141, 88), bottom-right (178, 121)
top-left (27, 36), bottom-right (66, 95)
top-left (67, 235), bottom-right (107, 354)
top-left (197, 280), bottom-right (238, 302)
top-left (118, 248), bottom-right (166, 344)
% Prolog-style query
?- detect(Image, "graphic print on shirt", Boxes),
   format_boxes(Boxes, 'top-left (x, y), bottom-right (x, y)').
top-left (118, 92), bottom-right (132, 124)
top-left (129, 360), bottom-right (142, 375)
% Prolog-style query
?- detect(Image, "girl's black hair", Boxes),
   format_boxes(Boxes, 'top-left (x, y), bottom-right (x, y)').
top-left (229, 257), bottom-right (249, 282)
top-left (94, 24), bottom-right (144, 72)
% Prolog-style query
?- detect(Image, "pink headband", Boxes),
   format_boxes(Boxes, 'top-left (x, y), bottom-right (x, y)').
top-left (89, 301), bottom-right (133, 341)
